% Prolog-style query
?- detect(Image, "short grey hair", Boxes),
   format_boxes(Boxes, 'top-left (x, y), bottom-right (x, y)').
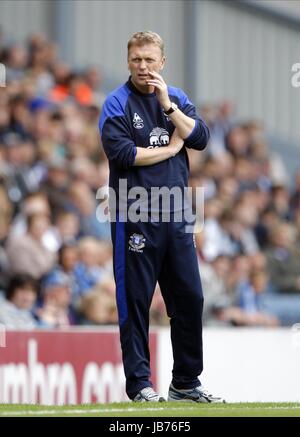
top-left (127, 31), bottom-right (164, 56)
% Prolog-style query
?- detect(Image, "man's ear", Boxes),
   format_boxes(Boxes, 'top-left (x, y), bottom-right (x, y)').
top-left (159, 56), bottom-right (166, 71)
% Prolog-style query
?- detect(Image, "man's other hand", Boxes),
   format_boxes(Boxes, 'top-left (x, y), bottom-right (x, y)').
top-left (146, 71), bottom-right (171, 110)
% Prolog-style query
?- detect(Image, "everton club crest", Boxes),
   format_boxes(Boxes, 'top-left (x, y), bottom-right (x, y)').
top-left (129, 233), bottom-right (146, 253)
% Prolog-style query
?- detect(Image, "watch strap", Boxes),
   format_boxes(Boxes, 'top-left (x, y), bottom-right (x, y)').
top-left (164, 103), bottom-right (176, 115)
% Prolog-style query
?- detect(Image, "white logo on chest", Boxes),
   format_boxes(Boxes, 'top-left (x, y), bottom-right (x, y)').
top-left (133, 113), bottom-right (144, 129)
top-left (149, 127), bottom-right (170, 147)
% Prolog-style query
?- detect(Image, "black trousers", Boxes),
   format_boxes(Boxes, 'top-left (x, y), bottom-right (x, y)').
top-left (110, 214), bottom-right (204, 399)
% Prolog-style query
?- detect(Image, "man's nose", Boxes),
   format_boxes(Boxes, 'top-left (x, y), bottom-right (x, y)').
top-left (139, 60), bottom-right (147, 69)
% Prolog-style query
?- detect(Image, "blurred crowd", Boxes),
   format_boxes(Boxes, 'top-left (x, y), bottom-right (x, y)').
top-left (192, 102), bottom-right (300, 327)
top-left (0, 32), bottom-right (300, 329)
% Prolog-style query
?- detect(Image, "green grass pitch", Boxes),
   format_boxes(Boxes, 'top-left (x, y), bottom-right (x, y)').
top-left (0, 402), bottom-right (300, 417)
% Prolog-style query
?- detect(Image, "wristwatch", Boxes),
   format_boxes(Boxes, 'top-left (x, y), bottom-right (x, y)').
top-left (163, 102), bottom-right (178, 115)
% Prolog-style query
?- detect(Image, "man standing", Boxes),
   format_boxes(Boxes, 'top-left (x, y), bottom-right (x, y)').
top-left (99, 31), bottom-right (224, 403)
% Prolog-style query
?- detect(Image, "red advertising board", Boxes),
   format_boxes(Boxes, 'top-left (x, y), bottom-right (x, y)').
top-left (0, 329), bottom-right (157, 405)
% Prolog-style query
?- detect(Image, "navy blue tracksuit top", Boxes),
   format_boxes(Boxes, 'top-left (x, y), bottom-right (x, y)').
top-left (99, 77), bottom-right (210, 195)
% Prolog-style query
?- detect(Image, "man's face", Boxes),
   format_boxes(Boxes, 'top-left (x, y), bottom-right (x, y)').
top-left (128, 43), bottom-right (165, 90)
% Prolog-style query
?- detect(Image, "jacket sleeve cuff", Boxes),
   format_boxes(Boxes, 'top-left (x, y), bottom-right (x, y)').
top-left (184, 120), bottom-right (210, 150)
top-left (184, 121), bottom-right (200, 147)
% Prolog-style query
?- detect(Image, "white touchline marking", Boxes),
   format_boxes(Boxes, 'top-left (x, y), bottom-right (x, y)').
top-left (1, 405), bottom-right (300, 416)
top-left (0, 407), bottom-right (191, 416)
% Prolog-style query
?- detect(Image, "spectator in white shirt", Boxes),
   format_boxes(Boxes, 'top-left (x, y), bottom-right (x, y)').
top-left (0, 273), bottom-right (38, 329)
